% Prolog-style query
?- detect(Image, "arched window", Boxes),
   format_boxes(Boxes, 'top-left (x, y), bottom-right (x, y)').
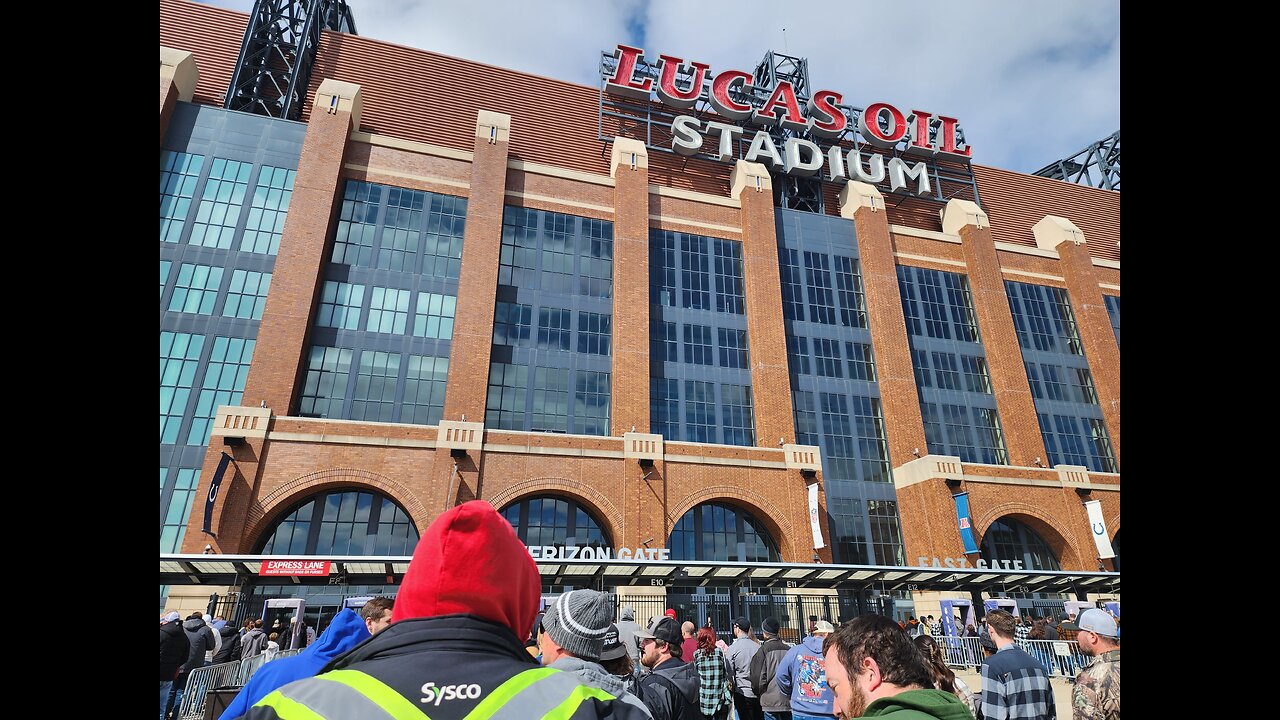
top-left (668, 502), bottom-right (779, 562)
top-left (980, 517), bottom-right (1061, 571)
top-left (257, 489), bottom-right (419, 555)
top-left (501, 496), bottom-right (611, 550)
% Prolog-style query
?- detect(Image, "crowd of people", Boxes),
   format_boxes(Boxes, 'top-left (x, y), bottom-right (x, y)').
top-left (160, 501), bottom-right (1119, 720)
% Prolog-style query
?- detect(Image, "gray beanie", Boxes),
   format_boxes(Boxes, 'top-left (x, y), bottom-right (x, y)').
top-left (543, 589), bottom-right (612, 660)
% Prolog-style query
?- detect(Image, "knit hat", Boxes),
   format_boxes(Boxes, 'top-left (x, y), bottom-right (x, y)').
top-left (761, 617), bottom-right (780, 636)
top-left (733, 617), bottom-right (751, 633)
top-left (543, 589), bottom-right (612, 660)
top-left (978, 624), bottom-right (997, 651)
top-left (393, 501), bottom-right (541, 643)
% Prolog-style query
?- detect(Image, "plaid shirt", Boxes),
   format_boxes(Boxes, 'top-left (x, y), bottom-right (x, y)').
top-left (977, 645), bottom-right (1056, 720)
top-left (693, 647), bottom-right (731, 716)
top-left (1015, 623), bottom-right (1030, 647)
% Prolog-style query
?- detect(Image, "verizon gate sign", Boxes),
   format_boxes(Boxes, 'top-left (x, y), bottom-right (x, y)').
top-left (259, 560), bottom-right (331, 576)
top-left (604, 44), bottom-right (972, 196)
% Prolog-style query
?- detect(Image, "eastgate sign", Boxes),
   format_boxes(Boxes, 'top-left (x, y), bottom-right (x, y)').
top-left (604, 44), bottom-right (973, 197)
top-left (918, 556), bottom-right (1025, 570)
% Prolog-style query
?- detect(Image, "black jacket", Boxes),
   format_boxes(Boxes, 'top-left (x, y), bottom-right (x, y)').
top-left (181, 616), bottom-right (216, 675)
top-left (636, 656), bottom-right (700, 720)
top-left (242, 614), bottom-right (648, 719)
top-left (213, 624), bottom-right (242, 664)
top-left (748, 637), bottom-right (791, 712)
top-left (160, 620), bottom-right (191, 681)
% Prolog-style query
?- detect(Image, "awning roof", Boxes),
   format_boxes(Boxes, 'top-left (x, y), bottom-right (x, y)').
top-left (161, 554), bottom-right (1118, 594)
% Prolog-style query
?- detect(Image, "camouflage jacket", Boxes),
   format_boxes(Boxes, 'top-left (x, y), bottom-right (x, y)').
top-left (1073, 649), bottom-right (1119, 720)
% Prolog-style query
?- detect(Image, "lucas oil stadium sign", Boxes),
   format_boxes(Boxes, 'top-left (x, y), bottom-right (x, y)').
top-left (601, 44), bottom-right (973, 197)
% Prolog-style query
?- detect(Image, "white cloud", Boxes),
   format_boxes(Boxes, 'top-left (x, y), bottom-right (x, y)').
top-left (198, 0), bottom-right (1118, 172)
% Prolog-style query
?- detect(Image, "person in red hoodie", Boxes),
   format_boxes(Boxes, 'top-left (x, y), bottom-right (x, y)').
top-left (241, 500), bottom-right (646, 720)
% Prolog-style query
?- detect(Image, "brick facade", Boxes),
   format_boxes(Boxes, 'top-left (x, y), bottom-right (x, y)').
top-left (164, 1), bottom-right (1117, 576)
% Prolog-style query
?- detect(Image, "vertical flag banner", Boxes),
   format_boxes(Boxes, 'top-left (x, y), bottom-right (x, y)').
top-left (202, 452), bottom-right (232, 535)
top-left (1084, 500), bottom-right (1115, 559)
top-left (807, 483), bottom-right (825, 549)
top-left (952, 492), bottom-right (979, 554)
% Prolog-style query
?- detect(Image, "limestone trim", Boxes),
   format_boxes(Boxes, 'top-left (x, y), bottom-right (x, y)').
top-left (342, 163), bottom-right (470, 191)
top-left (1099, 283), bottom-right (1121, 292)
top-left (351, 132), bottom-right (475, 162)
top-left (647, 215), bottom-right (742, 236)
top-left (480, 444), bottom-right (626, 459)
top-left (649, 185), bottom-right (741, 208)
top-left (893, 252), bottom-right (966, 269)
top-left (509, 159), bottom-right (615, 187)
top-left (315, 79), bottom-right (363, 128)
top-left (889, 225), bottom-right (961, 245)
top-left (265, 432), bottom-right (437, 449)
top-left (1001, 268), bottom-right (1066, 283)
top-left (504, 190), bottom-right (613, 215)
top-left (160, 47), bottom-right (199, 103)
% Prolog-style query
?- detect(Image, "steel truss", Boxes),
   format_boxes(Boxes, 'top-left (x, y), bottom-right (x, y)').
top-left (1033, 131), bottom-right (1120, 191)
top-left (224, 0), bottom-right (357, 121)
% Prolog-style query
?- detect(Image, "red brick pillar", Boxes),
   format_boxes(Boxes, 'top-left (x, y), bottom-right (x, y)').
top-left (437, 110), bottom-right (512, 509)
top-left (609, 138), bottom-right (651, 435)
top-left (942, 200), bottom-right (1045, 467)
top-left (1035, 216), bottom-right (1121, 467)
top-left (160, 47), bottom-right (198, 147)
top-left (441, 110), bottom-right (511, 423)
top-left (839, 182), bottom-right (927, 463)
top-left (240, 79), bottom-right (363, 413)
top-left (730, 163), bottom-right (833, 562)
top-left (730, 161), bottom-right (795, 447)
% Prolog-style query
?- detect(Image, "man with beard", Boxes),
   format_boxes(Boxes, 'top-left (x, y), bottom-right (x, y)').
top-left (822, 615), bottom-right (973, 720)
top-left (1071, 610), bottom-right (1119, 720)
top-left (635, 615), bottom-right (700, 720)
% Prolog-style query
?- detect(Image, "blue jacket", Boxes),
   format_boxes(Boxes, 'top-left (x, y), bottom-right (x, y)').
top-left (775, 635), bottom-right (835, 717)
top-left (220, 609), bottom-right (371, 720)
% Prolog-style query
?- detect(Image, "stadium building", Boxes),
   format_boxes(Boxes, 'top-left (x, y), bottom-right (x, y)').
top-left (160, 0), bottom-right (1119, 629)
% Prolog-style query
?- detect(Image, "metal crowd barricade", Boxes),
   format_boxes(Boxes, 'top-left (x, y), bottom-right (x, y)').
top-left (1022, 639), bottom-right (1092, 678)
top-left (941, 636), bottom-right (984, 669)
top-left (176, 649), bottom-right (305, 720)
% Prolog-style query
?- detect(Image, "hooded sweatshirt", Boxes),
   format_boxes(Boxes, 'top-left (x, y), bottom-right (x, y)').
top-left (776, 635), bottom-right (835, 716)
top-left (213, 623), bottom-right (242, 664)
top-left (219, 608), bottom-right (372, 720)
top-left (616, 606), bottom-right (643, 665)
top-left (862, 688), bottom-right (976, 719)
top-left (242, 501), bottom-right (643, 720)
top-left (161, 618), bottom-right (191, 681)
top-left (551, 656), bottom-right (652, 717)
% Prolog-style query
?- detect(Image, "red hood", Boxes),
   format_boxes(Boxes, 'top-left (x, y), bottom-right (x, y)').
top-left (394, 501), bottom-right (540, 641)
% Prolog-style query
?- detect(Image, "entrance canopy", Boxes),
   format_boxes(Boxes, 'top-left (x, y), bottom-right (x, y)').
top-left (161, 554), bottom-right (1119, 595)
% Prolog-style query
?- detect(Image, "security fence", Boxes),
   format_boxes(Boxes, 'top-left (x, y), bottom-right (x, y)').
top-left (175, 649), bottom-right (302, 720)
top-left (928, 636), bottom-right (1094, 676)
top-left (613, 591), bottom-right (893, 644)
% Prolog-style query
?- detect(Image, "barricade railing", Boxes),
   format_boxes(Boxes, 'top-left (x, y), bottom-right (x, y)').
top-left (175, 649), bottom-right (304, 720)
top-left (928, 637), bottom-right (1095, 677)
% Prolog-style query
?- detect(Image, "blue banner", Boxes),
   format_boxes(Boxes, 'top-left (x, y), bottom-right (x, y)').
top-left (202, 452), bottom-right (232, 536)
top-left (953, 492), bottom-right (979, 554)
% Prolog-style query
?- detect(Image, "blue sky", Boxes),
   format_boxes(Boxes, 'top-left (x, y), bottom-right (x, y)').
top-left (198, 0), bottom-right (1119, 174)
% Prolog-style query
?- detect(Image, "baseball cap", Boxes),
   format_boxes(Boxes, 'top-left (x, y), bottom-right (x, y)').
top-left (664, 608), bottom-right (677, 619)
top-left (1077, 609), bottom-right (1118, 638)
top-left (600, 624), bottom-right (628, 661)
top-left (635, 615), bottom-right (682, 646)
top-left (813, 620), bottom-right (835, 634)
